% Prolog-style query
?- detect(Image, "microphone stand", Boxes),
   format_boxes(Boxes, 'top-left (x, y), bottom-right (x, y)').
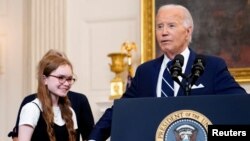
top-left (184, 79), bottom-right (192, 96)
top-left (174, 74), bottom-right (192, 96)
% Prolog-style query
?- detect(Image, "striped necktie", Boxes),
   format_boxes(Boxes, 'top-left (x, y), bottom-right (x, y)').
top-left (161, 61), bottom-right (174, 97)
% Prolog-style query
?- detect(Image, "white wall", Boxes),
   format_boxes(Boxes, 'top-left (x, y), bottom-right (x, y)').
top-left (0, 0), bottom-right (24, 140)
top-left (66, 0), bottom-right (141, 122)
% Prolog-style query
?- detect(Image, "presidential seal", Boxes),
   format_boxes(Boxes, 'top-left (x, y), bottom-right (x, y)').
top-left (155, 110), bottom-right (212, 141)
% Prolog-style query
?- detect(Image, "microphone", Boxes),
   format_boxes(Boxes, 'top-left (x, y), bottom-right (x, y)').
top-left (189, 55), bottom-right (206, 87)
top-left (169, 54), bottom-right (184, 85)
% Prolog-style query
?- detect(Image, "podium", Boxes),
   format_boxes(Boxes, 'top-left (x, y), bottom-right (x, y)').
top-left (110, 94), bottom-right (250, 141)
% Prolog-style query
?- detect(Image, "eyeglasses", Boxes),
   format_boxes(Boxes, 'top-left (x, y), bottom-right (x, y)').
top-left (48, 75), bottom-right (76, 84)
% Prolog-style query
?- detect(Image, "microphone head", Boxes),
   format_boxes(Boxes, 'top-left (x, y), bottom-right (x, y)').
top-left (188, 54), bottom-right (206, 88)
top-left (173, 54), bottom-right (184, 67)
top-left (170, 54), bottom-right (184, 78)
top-left (192, 54), bottom-right (206, 76)
top-left (194, 54), bottom-right (206, 67)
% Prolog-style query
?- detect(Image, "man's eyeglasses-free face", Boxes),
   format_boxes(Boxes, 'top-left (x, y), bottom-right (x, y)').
top-left (48, 75), bottom-right (76, 84)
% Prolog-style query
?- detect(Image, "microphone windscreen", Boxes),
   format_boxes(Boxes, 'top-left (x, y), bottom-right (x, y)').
top-left (173, 54), bottom-right (184, 66)
top-left (194, 54), bottom-right (206, 66)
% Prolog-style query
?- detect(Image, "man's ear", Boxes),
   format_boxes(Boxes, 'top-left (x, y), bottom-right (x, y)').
top-left (186, 26), bottom-right (193, 42)
top-left (187, 26), bottom-right (193, 36)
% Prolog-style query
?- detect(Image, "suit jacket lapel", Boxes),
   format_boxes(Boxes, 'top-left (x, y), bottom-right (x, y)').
top-left (152, 55), bottom-right (164, 96)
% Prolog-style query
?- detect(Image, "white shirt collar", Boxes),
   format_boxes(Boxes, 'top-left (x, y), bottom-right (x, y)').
top-left (162, 47), bottom-right (190, 69)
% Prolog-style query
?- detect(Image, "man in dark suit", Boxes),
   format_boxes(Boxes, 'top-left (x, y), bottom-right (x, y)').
top-left (8, 91), bottom-right (94, 141)
top-left (88, 4), bottom-right (248, 141)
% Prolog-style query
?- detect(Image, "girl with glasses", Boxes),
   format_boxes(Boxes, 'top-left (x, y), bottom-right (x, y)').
top-left (18, 52), bottom-right (77, 141)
